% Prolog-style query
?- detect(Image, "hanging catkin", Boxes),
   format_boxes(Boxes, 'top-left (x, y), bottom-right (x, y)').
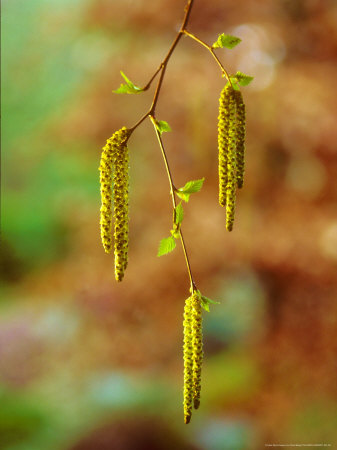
top-left (234, 90), bottom-right (246, 189)
top-left (218, 83), bottom-right (246, 231)
top-left (99, 137), bottom-right (114, 253)
top-left (218, 84), bottom-right (232, 207)
top-left (183, 295), bottom-right (193, 424)
top-left (225, 87), bottom-right (237, 232)
top-left (99, 127), bottom-right (130, 281)
top-left (191, 291), bottom-right (203, 410)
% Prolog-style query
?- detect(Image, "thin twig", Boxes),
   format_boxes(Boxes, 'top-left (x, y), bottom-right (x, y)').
top-left (183, 30), bottom-right (233, 86)
top-left (129, 0), bottom-right (195, 131)
top-left (150, 115), bottom-right (197, 292)
top-left (141, 64), bottom-right (163, 91)
top-left (128, 0), bottom-right (203, 292)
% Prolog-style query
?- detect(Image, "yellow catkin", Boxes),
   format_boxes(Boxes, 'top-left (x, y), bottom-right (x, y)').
top-left (99, 137), bottom-right (114, 253)
top-left (191, 291), bottom-right (203, 410)
top-left (183, 296), bottom-right (193, 424)
top-left (112, 128), bottom-right (130, 281)
top-left (218, 84), bottom-right (232, 207)
top-left (99, 127), bottom-right (130, 281)
top-left (234, 90), bottom-right (246, 189)
top-left (225, 86), bottom-right (237, 232)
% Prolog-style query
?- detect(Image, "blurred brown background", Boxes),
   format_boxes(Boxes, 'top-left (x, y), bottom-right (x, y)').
top-left (1, 0), bottom-right (337, 449)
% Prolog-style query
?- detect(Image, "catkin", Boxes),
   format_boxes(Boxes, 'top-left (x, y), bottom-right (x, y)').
top-left (225, 87), bottom-right (237, 232)
top-left (218, 83), bottom-right (246, 231)
top-left (218, 84), bottom-right (232, 207)
top-left (99, 137), bottom-right (114, 253)
top-left (99, 127), bottom-right (130, 281)
top-left (191, 291), bottom-right (203, 410)
top-left (234, 90), bottom-right (246, 189)
top-left (183, 296), bottom-right (193, 424)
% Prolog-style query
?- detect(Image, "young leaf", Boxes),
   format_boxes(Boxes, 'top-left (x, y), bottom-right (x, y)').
top-left (120, 71), bottom-right (135, 86)
top-left (212, 33), bottom-right (241, 49)
top-left (202, 295), bottom-right (220, 305)
top-left (177, 178), bottom-right (205, 202)
top-left (201, 299), bottom-right (210, 312)
top-left (157, 236), bottom-right (176, 256)
top-left (180, 178), bottom-right (205, 194)
top-left (201, 295), bottom-right (220, 312)
top-left (113, 71), bottom-right (143, 94)
top-left (174, 203), bottom-right (184, 226)
top-left (176, 191), bottom-right (190, 203)
top-left (234, 71), bottom-right (254, 86)
top-left (113, 84), bottom-right (131, 94)
top-left (229, 77), bottom-right (241, 91)
top-left (154, 120), bottom-right (172, 135)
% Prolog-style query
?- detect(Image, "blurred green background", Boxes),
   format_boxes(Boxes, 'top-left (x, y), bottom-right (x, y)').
top-left (1, 0), bottom-right (337, 449)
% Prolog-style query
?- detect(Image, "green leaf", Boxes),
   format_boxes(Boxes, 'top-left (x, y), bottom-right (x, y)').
top-left (212, 33), bottom-right (241, 49)
top-left (113, 83), bottom-right (142, 94)
top-left (157, 236), bottom-right (176, 257)
top-left (234, 71), bottom-right (254, 86)
top-left (174, 203), bottom-right (184, 226)
top-left (229, 77), bottom-right (241, 91)
top-left (112, 71), bottom-right (143, 94)
top-left (176, 178), bottom-right (205, 202)
top-left (179, 178), bottom-right (205, 194)
top-left (177, 178), bottom-right (205, 202)
top-left (154, 120), bottom-right (171, 135)
top-left (201, 295), bottom-right (220, 312)
top-left (112, 84), bottom-right (131, 94)
top-left (202, 295), bottom-right (220, 305)
top-left (176, 191), bottom-right (190, 203)
top-left (120, 71), bottom-right (134, 86)
top-left (201, 300), bottom-right (210, 312)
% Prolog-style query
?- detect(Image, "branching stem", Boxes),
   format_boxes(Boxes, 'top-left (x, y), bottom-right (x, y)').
top-left (130, 1), bottom-right (195, 132)
top-left (128, 0), bottom-right (232, 135)
top-left (141, 65), bottom-right (162, 92)
top-left (128, 0), bottom-right (234, 293)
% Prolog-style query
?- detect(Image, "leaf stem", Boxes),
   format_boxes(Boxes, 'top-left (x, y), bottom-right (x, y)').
top-left (150, 115), bottom-right (197, 293)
